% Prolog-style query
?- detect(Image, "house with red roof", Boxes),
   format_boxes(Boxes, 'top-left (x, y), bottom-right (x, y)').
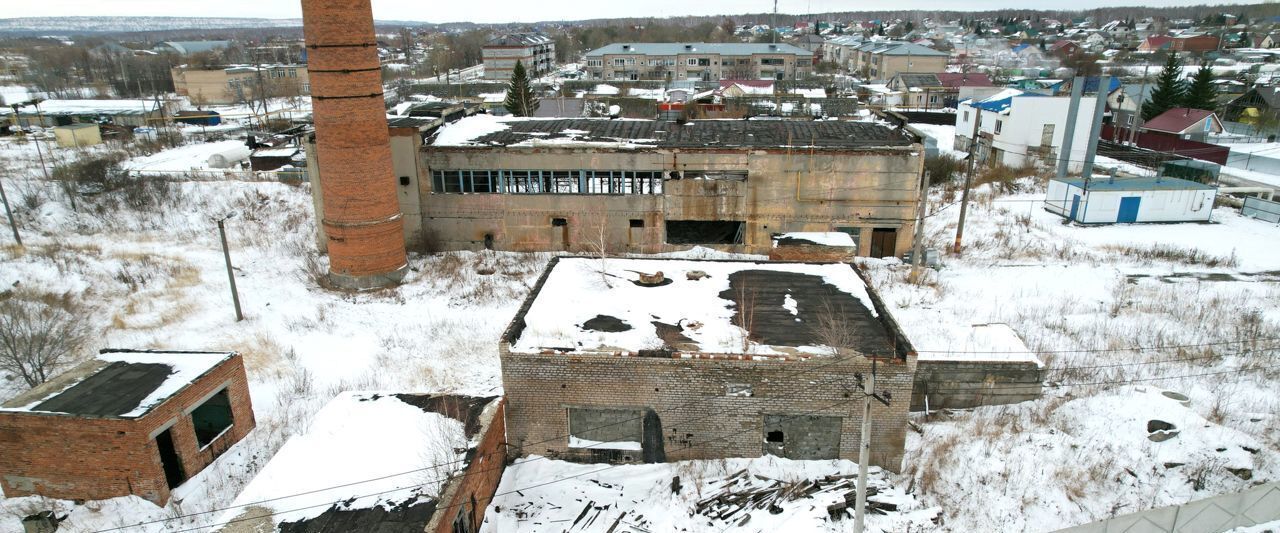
top-left (1142, 108), bottom-right (1223, 142)
top-left (1049, 40), bottom-right (1082, 58)
top-left (1138, 35), bottom-right (1174, 52)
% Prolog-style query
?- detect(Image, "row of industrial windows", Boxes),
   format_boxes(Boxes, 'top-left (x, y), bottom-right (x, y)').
top-left (430, 170), bottom-right (664, 195)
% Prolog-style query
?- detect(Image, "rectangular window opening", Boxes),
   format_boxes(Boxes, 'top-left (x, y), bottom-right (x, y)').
top-left (191, 389), bottom-right (234, 449)
top-left (551, 217), bottom-right (568, 227)
top-left (629, 219), bottom-right (645, 228)
top-left (665, 220), bottom-right (745, 245)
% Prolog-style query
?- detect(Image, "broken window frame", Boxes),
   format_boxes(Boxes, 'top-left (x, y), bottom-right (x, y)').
top-left (190, 388), bottom-right (235, 449)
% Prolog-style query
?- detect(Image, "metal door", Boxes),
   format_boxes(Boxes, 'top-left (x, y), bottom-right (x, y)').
top-left (1069, 194), bottom-right (1081, 221)
top-left (1117, 196), bottom-right (1141, 223)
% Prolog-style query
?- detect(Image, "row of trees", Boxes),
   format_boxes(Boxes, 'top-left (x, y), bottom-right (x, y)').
top-left (1141, 54), bottom-right (1219, 121)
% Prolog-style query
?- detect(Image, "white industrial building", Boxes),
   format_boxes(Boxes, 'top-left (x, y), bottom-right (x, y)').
top-left (1044, 176), bottom-right (1217, 224)
top-left (955, 90), bottom-right (1097, 172)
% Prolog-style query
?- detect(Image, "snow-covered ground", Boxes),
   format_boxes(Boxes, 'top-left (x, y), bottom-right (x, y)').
top-left (122, 140), bottom-right (251, 174)
top-left (0, 133), bottom-right (1277, 532)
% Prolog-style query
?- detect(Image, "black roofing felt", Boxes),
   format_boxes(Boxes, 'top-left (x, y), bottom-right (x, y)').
top-left (718, 270), bottom-right (895, 356)
top-left (277, 498), bottom-right (437, 533)
top-left (31, 362), bottom-right (173, 417)
top-left (457, 119), bottom-right (915, 149)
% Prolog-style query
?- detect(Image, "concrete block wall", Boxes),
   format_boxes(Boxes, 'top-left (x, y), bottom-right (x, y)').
top-left (499, 347), bottom-right (917, 471)
top-left (0, 355), bottom-right (256, 505)
top-left (910, 359), bottom-right (1043, 411)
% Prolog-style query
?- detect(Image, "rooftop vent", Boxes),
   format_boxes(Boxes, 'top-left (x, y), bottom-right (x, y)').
top-left (622, 44), bottom-right (630, 51)
top-left (769, 44), bottom-right (777, 49)
top-left (685, 44), bottom-right (693, 50)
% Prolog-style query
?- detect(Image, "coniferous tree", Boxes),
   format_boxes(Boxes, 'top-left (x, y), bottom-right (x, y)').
top-left (504, 60), bottom-right (539, 117)
top-left (1182, 64), bottom-right (1219, 111)
top-left (1142, 53), bottom-right (1185, 121)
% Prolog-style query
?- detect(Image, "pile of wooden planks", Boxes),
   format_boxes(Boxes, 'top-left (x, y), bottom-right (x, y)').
top-left (691, 470), bottom-right (897, 526)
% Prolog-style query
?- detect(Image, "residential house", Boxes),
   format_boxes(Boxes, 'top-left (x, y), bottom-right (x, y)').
top-left (1223, 85), bottom-right (1280, 127)
top-left (887, 72), bottom-right (997, 109)
top-left (1049, 40), bottom-right (1082, 58)
top-left (955, 89), bottom-right (1098, 170)
top-left (844, 40), bottom-right (949, 81)
top-left (584, 43), bottom-right (814, 81)
top-left (716, 79), bottom-right (775, 97)
top-left (482, 33), bottom-right (556, 81)
top-left (1142, 107), bottom-right (1224, 142)
top-left (1139, 35), bottom-right (1174, 52)
top-left (1011, 43), bottom-right (1047, 67)
top-left (1107, 83), bottom-right (1155, 136)
top-left (1171, 34), bottom-right (1222, 53)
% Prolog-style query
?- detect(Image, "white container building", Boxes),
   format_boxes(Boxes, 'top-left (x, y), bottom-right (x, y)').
top-left (1044, 176), bottom-right (1217, 224)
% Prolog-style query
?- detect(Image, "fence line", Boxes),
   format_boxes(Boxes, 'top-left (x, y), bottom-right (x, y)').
top-left (1055, 482), bottom-right (1280, 533)
top-left (1243, 197), bottom-right (1280, 224)
top-left (126, 169), bottom-right (304, 183)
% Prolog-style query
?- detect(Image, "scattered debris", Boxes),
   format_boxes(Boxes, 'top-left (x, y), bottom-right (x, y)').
top-left (693, 470), bottom-right (898, 523)
top-left (686, 270), bottom-right (709, 281)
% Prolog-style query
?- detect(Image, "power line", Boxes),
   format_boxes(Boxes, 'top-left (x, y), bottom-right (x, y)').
top-left (167, 396), bottom-right (863, 533)
top-left (913, 335), bottom-right (1280, 355)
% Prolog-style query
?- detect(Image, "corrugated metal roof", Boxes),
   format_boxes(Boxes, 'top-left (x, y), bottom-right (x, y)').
top-left (586, 42), bottom-right (813, 57)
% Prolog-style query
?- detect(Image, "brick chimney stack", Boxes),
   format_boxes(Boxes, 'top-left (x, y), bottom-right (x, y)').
top-left (301, 0), bottom-right (407, 289)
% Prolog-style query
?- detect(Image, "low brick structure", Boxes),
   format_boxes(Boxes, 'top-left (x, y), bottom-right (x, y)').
top-left (911, 360), bottom-right (1043, 411)
top-left (0, 350), bottom-right (255, 505)
top-left (500, 256), bottom-right (917, 471)
top-left (427, 399), bottom-right (506, 533)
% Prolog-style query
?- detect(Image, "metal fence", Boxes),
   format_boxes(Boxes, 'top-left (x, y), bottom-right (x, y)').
top-left (1055, 483), bottom-right (1280, 533)
top-left (1243, 196), bottom-right (1280, 224)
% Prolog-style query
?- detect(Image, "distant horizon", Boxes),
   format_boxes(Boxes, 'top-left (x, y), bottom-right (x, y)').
top-left (2, 0), bottom-right (1269, 26)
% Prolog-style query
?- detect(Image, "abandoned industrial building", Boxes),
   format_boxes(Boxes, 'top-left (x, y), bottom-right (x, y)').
top-left (309, 115), bottom-right (925, 259)
top-left (0, 350), bottom-right (255, 505)
top-left (499, 256), bottom-right (918, 470)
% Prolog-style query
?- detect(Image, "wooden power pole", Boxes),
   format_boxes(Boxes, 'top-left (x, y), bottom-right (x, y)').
top-left (910, 171), bottom-right (932, 281)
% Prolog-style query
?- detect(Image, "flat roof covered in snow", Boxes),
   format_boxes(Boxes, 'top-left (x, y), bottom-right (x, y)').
top-left (505, 257), bottom-right (908, 359)
top-left (0, 350), bottom-right (234, 419)
top-left (1055, 176), bottom-right (1216, 192)
top-left (429, 115), bottom-right (916, 150)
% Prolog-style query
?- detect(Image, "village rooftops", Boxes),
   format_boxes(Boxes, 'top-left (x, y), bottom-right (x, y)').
top-left (429, 115), bottom-right (917, 150)
top-left (586, 42), bottom-right (813, 57)
top-left (504, 257), bottom-right (910, 359)
top-left (0, 350), bottom-right (234, 419)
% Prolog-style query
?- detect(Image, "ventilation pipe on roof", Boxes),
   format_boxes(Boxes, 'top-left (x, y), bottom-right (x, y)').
top-left (622, 44), bottom-right (630, 51)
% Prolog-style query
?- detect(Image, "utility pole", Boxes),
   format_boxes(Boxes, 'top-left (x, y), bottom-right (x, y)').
top-left (1081, 75), bottom-right (1111, 180)
top-left (1056, 76), bottom-right (1085, 179)
top-left (911, 171), bottom-right (931, 281)
top-left (955, 104), bottom-right (982, 254)
top-left (0, 176), bottom-right (20, 245)
top-left (216, 214), bottom-right (244, 322)
top-left (852, 359), bottom-right (892, 533)
top-left (1128, 64), bottom-right (1150, 145)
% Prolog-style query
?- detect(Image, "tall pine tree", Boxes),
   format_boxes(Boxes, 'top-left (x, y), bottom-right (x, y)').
top-left (1142, 54), bottom-right (1185, 121)
top-left (1182, 64), bottom-right (1219, 111)
top-left (504, 60), bottom-right (539, 117)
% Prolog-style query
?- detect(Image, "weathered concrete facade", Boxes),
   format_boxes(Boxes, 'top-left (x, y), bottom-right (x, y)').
top-left (417, 121), bottom-right (923, 257)
top-left (910, 359), bottom-right (1043, 411)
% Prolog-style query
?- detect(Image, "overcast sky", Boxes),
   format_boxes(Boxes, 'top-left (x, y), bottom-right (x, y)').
top-left (6, 0), bottom-right (1262, 24)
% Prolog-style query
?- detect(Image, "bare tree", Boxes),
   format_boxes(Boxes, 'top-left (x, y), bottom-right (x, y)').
top-left (0, 298), bottom-right (90, 388)
top-left (808, 298), bottom-right (860, 357)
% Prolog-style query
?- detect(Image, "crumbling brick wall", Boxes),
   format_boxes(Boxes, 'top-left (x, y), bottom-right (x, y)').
top-left (499, 347), bottom-right (916, 471)
top-left (0, 355), bottom-right (255, 505)
top-left (428, 400), bottom-right (507, 533)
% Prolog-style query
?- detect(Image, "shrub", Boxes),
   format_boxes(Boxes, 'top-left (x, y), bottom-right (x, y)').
top-left (924, 153), bottom-right (966, 188)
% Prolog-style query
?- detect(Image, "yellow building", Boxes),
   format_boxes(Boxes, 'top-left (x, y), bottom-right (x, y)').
top-left (52, 123), bottom-right (102, 147)
top-left (171, 64), bottom-right (309, 105)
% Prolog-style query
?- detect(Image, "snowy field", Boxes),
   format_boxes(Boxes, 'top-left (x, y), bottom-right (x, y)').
top-left (0, 132), bottom-right (1277, 532)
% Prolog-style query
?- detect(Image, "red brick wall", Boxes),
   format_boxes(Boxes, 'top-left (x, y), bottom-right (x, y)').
top-left (0, 355), bottom-right (255, 505)
top-left (432, 400), bottom-right (507, 533)
top-left (301, 0), bottom-right (407, 280)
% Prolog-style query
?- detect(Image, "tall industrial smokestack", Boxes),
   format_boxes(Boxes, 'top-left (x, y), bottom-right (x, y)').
top-left (301, 0), bottom-right (407, 289)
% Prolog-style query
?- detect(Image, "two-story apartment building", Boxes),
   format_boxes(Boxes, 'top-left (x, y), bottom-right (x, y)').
top-left (171, 64), bottom-right (310, 105)
top-left (482, 33), bottom-right (556, 80)
top-left (583, 43), bottom-right (814, 81)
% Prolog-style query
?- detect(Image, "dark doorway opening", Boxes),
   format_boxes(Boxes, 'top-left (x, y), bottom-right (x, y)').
top-left (869, 228), bottom-right (897, 258)
top-left (551, 217), bottom-right (569, 250)
top-left (665, 220), bottom-right (744, 245)
top-left (766, 430), bottom-right (785, 443)
top-left (155, 428), bottom-right (186, 489)
top-left (191, 389), bottom-right (234, 448)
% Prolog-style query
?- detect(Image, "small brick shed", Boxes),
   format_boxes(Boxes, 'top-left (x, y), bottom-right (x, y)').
top-left (0, 349), bottom-right (255, 505)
